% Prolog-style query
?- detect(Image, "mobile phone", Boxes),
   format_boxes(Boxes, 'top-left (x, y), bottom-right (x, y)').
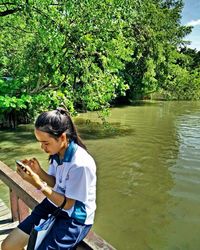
top-left (16, 160), bottom-right (28, 171)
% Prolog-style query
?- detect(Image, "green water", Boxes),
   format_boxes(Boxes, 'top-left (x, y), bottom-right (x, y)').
top-left (1, 101), bottom-right (200, 250)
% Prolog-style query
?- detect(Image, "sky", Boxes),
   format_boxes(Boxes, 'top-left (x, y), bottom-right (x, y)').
top-left (181, 0), bottom-right (200, 50)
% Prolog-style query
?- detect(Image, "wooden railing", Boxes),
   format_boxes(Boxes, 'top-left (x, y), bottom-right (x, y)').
top-left (0, 161), bottom-right (116, 250)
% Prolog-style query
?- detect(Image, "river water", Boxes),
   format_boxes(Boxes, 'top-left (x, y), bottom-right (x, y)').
top-left (0, 101), bottom-right (200, 250)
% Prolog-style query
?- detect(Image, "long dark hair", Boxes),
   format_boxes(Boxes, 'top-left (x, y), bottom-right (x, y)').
top-left (34, 107), bottom-right (87, 150)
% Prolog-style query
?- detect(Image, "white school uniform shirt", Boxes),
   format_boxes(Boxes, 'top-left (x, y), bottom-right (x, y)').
top-left (48, 141), bottom-right (96, 225)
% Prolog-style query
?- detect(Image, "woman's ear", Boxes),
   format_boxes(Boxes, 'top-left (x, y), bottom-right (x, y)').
top-left (60, 133), bottom-right (68, 143)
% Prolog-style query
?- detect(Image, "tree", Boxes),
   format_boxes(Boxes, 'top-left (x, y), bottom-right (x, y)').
top-left (0, 0), bottom-right (199, 128)
top-left (121, 0), bottom-right (193, 100)
top-left (0, 0), bottom-right (133, 126)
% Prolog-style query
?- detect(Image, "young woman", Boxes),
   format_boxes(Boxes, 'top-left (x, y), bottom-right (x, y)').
top-left (2, 108), bottom-right (96, 250)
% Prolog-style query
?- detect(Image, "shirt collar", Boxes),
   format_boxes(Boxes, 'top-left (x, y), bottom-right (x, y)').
top-left (52, 141), bottom-right (78, 165)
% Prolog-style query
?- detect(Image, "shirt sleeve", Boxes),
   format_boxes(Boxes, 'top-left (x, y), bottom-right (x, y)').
top-left (65, 165), bottom-right (95, 203)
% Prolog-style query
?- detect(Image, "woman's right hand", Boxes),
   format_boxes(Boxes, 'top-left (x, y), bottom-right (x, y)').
top-left (21, 158), bottom-right (55, 188)
top-left (22, 158), bottom-right (42, 175)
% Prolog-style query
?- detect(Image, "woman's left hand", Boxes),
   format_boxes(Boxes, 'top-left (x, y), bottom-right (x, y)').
top-left (16, 163), bottom-right (41, 188)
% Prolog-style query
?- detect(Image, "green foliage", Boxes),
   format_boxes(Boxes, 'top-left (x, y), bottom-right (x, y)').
top-left (0, 0), bottom-right (200, 128)
top-left (0, 0), bottom-right (134, 127)
top-left (122, 0), bottom-right (196, 100)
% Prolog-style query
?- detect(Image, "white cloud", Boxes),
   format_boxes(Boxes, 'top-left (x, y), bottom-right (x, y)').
top-left (186, 19), bottom-right (200, 26)
top-left (188, 41), bottom-right (200, 51)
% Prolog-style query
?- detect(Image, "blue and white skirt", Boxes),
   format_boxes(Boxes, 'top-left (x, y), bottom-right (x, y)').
top-left (18, 198), bottom-right (92, 250)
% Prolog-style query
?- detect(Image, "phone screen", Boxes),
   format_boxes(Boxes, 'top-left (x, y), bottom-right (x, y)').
top-left (16, 160), bottom-right (27, 171)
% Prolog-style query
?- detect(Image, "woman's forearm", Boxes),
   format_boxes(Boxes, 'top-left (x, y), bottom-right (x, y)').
top-left (39, 168), bottom-right (55, 187)
top-left (35, 181), bottom-right (75, 210)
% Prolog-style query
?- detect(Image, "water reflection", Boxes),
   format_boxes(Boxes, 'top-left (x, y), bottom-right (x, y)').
top-left (80, 102), bottom-right (177, 249)
top-left (167, 110), bottom-right (200, 250)
top-left (80, 101), bottom-right (200, 249)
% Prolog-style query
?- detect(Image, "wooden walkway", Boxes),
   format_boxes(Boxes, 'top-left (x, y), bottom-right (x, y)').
top-left (0, 199), bottom-right (19, 249)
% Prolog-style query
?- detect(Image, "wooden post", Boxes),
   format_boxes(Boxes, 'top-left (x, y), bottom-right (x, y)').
top-left (10, 189), bottom-right (29, 222)
top-left (10, 189), bottom-right (19, 222)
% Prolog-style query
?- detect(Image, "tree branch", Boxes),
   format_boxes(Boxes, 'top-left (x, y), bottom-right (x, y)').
top-left (0, 3), bottom-right (16, 5)
top-left (0, 7), bottom-right (21, 16)
top-left (30, 83), bottom-right (59, 94)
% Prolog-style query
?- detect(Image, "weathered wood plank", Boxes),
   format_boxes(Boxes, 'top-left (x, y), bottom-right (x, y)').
top-left (0, 161), bottom-right (44, 209)
top-left (0, 199), bottom-right (19, 248)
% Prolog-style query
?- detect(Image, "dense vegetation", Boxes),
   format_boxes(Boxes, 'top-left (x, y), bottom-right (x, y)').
top-left (0, 0), bottom-right (200, 127)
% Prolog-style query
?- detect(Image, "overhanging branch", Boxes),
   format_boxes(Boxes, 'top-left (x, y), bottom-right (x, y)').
top-left (0, 7), bottom-right (21, 16)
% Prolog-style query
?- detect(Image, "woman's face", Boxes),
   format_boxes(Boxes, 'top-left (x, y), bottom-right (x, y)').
top-left (34, 129), bottom-right (67, 156)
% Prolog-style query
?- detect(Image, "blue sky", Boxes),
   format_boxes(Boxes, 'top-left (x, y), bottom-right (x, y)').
top-left (181, 0), bottom-right (200, 50)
